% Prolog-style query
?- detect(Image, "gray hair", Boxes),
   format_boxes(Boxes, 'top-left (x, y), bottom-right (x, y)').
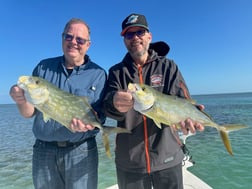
top-left (63, 18), bottom-right (91, 37)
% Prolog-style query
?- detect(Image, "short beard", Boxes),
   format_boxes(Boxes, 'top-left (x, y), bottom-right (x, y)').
top-left (129, 43), bottom-right (150, 59)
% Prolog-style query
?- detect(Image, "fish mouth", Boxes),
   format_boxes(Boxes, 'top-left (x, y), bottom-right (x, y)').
top-left (17, 76), bottom-right (29, 90)
top-left (128, 83), bottom-right (136, 92)
top-left (128, 83), bottom-right (143, 93)
top-left (17, 81), bottom-right (24, 88)
top-left (128, 83), bottom-right (155, 112)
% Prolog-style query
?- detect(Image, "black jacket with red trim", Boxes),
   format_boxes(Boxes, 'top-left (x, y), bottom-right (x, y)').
top-left (103, 42), bottom-right (191, 173)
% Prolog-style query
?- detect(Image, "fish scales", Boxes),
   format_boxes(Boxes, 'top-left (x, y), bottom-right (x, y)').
top-left (41, 88), bottom-right (100, 129)
top-left (153, 95), bottom-right (217, 127)
top-left (17, 76), bottom-right (130, 157)
top-left (128, 83), bottom-right (248, 156)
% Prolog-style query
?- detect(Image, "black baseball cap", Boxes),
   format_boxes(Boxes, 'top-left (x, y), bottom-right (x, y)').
top-left (121, 13), bottom-right (149, 36)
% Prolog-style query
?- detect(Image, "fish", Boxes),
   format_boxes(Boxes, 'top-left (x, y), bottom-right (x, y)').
top-left (128, 83), bottom-right (248, 156)
top-left (17, 75), bottom-right (131, 157)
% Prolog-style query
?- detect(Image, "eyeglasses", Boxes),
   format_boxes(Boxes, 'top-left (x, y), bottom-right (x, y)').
top-left (62, 33), bottom-right (90, 45)
top-left (124, 30), bottom-right (147, 40)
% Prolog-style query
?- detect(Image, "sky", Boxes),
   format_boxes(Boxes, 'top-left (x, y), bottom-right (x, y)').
top-left (1, 0), bottom-right (252, 104)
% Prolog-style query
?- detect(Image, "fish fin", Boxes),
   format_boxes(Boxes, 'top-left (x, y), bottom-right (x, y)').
top-left (102, 133), bottom-right (111, 158)
top-left (218, 124), bottom-right (248, 156)
top-left (199, 109), bottom-right (215, 122)
top-left (101, 126), bottom-right (131, 158)
top-left (154, 120), bottom-right (162, 129)
top-left (42, 113), bottom-right (51, 122)
top-left (188, 99), bottom-right (197, 104)
top-left (221, 124), bottom-right (248, 132)
top-left (102, 126), bottom-right (131, 135)
top-left (219, 128), bottom-right (233, 156)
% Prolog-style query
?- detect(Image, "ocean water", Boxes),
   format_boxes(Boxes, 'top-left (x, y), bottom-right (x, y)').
top-left (0, 92), bottom-right (252, 189)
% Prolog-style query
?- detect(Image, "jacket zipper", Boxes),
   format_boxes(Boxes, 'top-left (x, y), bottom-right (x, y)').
top-left (137, 64), bottom-right (151, 174)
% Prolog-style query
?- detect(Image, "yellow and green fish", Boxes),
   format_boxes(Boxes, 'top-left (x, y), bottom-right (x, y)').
top-left (128, 83), bottom-right (248, 156)
top-left (17, 76), bottom-right (130, 157)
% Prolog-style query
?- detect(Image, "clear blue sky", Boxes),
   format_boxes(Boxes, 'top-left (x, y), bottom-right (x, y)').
top-left (1, 0), bottom-right (252, 104)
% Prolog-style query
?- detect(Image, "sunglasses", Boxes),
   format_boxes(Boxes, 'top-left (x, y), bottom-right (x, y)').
top-left (124, 30), bottom-right (147, 40)
top-left (62, 33), bottom-right (90, 45)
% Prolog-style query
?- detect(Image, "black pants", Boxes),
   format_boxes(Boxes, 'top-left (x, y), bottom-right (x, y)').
top-left (116, 163), bottom-right (183, 189)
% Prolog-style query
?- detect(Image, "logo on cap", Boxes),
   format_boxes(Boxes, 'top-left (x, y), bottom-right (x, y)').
top-left (125, 15), bottom-right (139, 25)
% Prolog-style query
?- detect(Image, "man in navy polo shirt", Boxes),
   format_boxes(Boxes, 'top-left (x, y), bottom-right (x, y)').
top-left (10, 18), bottom-right (107, 189)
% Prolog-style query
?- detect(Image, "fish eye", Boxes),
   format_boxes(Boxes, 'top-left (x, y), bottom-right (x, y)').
top-left (142, 87), bottom-right (146, 91)
top-left (35, 80), bottom-right (40, 85)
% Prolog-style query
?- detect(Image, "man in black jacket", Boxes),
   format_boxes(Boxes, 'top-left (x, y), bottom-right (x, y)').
top-left (103, 13), bottom-right (204, 189)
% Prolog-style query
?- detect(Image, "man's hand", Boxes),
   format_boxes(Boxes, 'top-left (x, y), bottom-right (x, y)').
top-left (172, 104), bottom-right (205, 135)
top-left (113, 91), bottom-right (133, 113)
top-left (179, 118), bottom-right (204, 135)
top-left (9, 85), bottom-right (35, 118)
top-left (70, 118), bottom-right (95, 132)
top-left (9, 85), bottom-right (27, 105)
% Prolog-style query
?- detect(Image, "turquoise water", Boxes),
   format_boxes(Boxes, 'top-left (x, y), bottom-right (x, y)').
top-left (1, 92), bottom-right (252, 189)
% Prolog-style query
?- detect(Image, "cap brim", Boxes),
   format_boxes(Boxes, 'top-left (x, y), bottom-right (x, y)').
top-left (121, 25), bottom-right (149, 36)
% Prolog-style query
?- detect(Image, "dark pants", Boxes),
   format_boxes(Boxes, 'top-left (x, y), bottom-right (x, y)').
top-left (116, 163), bottom-right (183, 189)
top-left (32, 138), bottom-right (98, 189)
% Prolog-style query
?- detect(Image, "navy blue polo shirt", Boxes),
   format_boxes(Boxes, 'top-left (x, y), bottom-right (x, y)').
top-left (31, 55), bottom-right (107, 142)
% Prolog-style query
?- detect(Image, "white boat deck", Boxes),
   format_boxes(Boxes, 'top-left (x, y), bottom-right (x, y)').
top-left (106, 158), bottom-right (213, 189)
top-left (182, 159), bottom-right (212, 189)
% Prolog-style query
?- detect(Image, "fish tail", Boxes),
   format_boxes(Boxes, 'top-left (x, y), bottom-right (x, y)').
top-left (102, 132), bottom-right (111, 158)
top-left (219, 128), bottom-right (233, 156)
top-left (101, 126), bottom-right (131, 158)
top-left (218, 124), bottom-right (248, 156)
